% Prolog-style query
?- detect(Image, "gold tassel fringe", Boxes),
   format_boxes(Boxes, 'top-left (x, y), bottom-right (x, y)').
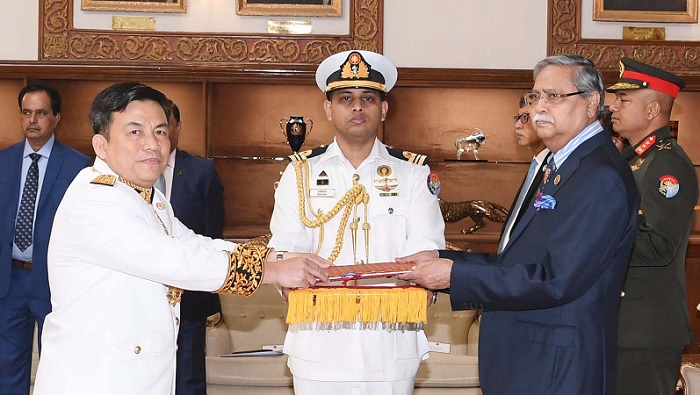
top-left (286, 287), bottom-right (427, 327)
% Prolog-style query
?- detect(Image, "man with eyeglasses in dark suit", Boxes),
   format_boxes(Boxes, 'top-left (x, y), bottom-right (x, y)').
top-left (0, 83), bottom-right (90, 394)
top-left (399, 54), bottom-right (640, 394)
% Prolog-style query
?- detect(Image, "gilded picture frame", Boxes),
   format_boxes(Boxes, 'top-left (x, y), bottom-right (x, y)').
top-left (236, 0), bottom-right (342, 17)
top-left (40, 0), bottom-right (381, 65)
top-left (548, 0), bottom-right (700, 74)
top-left (81, 0), bottom-right (187, 14)
top-left (593, 0), bottom-right (698, 23)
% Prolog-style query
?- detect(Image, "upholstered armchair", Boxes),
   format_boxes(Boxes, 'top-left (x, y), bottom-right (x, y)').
top-left (205, 285), bottom-right (482, 394)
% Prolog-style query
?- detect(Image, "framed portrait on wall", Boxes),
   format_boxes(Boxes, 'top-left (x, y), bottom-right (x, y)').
top-left (593, 0), bottom-right (698, 23)
top-left (236, 0), bottom-right (342, 17)
top-left (81, 0), bottom-right (187, 13)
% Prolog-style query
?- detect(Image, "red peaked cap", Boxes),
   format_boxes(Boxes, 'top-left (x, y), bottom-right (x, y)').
top-left (606, 57), bottom-right (685, 98)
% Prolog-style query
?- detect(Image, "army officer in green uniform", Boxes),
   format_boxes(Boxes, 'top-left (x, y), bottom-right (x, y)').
top-left (608, 57), bottom-right (698, 395)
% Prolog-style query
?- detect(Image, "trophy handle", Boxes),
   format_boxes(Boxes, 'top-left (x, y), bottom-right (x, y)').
top-left (305, 118), bottom-right (314, 137)
top-left (279, 117), bottom-right (289, 138)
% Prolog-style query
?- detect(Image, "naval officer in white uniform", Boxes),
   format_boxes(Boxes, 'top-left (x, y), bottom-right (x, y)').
top-left (269, 50), bottom-right (445, 395)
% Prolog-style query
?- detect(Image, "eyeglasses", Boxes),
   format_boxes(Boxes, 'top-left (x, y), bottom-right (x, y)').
top-left (525, 90), bottom-right (586, 105)
top-left (21, 109), bottom-right (51, 119)
top-left (513, 113), bottom-right (530, 124)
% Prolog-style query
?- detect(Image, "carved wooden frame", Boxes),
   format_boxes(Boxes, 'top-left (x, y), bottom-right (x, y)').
top-left (549, 0), bottom-right (700, 73)
top-left (40, 0), bottom-right (381, 65)
top-left (593, 0), bottom-right (697, 23)
top-left (236, 0), bottom-right (342, 17)
top-left (82, 0), bottom-right (187, 14)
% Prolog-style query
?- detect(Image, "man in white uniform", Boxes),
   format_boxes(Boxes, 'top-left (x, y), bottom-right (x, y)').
top-left (269, 50), bottom-right (445, 394)
top-left (33, 82), bottom-right (329, 395)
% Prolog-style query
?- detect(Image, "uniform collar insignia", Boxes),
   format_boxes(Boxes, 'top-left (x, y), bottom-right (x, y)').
top-left (634, 135), bottom-right (657, 156)
top-left (119, 177), bottom-right (154, 204)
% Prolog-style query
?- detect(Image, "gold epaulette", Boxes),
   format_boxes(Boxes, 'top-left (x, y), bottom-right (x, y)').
top-left (90, 174), bottom-right (116, 186)
top-left (386, 146), bottom-right (429, 166)
top-left (288, 145), bottom-right (329, 162)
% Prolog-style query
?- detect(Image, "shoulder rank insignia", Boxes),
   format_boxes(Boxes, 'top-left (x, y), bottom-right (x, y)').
top-left (288, 145), bottom-right (328, 162)
top-left (90, 174), bottom-right (116, 186)
top-left (386, 146), bottom-right (429, 166)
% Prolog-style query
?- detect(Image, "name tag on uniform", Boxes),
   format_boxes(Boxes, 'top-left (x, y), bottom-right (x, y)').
top-left (310, 189), bottom-right (336, 198)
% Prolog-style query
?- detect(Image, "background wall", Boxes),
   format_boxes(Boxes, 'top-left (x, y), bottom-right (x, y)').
top-left (2, 0), bottom-right (546, 67)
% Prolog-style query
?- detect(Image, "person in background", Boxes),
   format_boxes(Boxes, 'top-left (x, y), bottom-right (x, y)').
top-left (268, 50), bottom-right (445, 394)
top-left (497, 95), bottom-right (549, 253)
top-left (161, 102), bottom-right (225, 395)
top-left (607, 57), bottom-right (698, 395)
top-left (0, 83), bottom-right (90, 394)
top-left (33, 82), bottom-right (329, 394)
top-left (398, 54), bottom-right (639, 394)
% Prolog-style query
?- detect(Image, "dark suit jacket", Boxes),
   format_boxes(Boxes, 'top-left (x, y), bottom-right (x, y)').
top-left (0, 139), bottom-right (90, 300)
top-left (171, 149), bottom-right (225, 320)
top-left (441, 132), bottom-right (639, 394)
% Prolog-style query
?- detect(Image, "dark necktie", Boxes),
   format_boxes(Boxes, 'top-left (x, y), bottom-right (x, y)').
top-left (534, 158), bottom-right (557, 211)
top-left (540, 158), bottom-right (556, 190)
top-left (15, 153), bottom-right (41, 251)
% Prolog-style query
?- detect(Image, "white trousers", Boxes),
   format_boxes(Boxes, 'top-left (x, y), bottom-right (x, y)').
top-left (292, 376), bottom-right (416, 395)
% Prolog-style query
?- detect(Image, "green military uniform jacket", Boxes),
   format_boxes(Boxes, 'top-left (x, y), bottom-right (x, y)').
top-left (618, 126), bottom-right (698, 347)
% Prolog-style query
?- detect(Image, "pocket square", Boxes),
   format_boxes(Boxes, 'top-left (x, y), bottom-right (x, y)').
top-left (534, 192), bottom-right (556, 211)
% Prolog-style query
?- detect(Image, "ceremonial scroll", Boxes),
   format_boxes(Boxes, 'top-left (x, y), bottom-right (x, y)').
top-left (325, 261), bottom-right (415, 284)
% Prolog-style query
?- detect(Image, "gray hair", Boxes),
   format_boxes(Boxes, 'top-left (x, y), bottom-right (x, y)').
top-left (533, 54), bottom-right (605, 117)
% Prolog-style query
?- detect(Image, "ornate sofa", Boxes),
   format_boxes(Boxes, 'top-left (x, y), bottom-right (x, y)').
top-left (205, 285), bottom-right (482, 394)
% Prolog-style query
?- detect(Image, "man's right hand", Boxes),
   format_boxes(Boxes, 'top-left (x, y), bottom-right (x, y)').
top-left (263, 252), bottom-right (330, 289)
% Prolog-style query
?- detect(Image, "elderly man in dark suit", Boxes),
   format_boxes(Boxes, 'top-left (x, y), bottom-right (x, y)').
top-left (399, 54), bottom-right (640, 394)
top-left (161, 102), bottom-right (225, 395)
top-left (0, 84), bottom-right (90, 394)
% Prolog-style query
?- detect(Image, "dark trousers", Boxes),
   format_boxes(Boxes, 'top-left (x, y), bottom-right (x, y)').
top-left (0, 266), bottom-right (51, 395)
top-left (618, 345), bottom-right (685, 395)
top-left (176, 318), bottom-right (207, 395)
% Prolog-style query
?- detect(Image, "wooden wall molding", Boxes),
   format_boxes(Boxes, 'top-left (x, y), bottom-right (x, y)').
top-left (549, 0), bottom-right (700, 74)
top-left (40, 0), bottom-right (382, 65)
top-left (0, 63), bottom-right (536, 88)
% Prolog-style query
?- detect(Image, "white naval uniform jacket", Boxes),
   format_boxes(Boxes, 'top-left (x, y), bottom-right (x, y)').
top-left (34, 158), bottom-right (234, 395)
top-left (269, 138), bottom-right (445, 382)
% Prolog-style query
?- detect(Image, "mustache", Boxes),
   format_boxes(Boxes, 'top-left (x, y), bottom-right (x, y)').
top-left (533, 114), bottom-right (555, 124)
